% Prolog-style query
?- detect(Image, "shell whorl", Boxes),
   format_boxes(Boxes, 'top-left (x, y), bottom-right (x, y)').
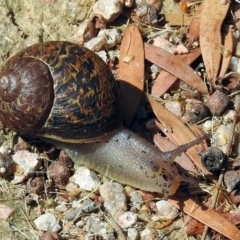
top-left (0, 41), bottom-right (122, 142)
top-left (0, 56), bottom-right (54, 134)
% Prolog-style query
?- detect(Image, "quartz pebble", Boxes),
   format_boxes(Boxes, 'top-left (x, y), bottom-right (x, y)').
top-left (203, 120), bottom-right (214, 132)
top-left (128, 227), bottom-right (139, 240)
top-left (55, 204), bottom-right (67, 213)
top-left (34, 212), bottom-right (61, 232)
top-left (150, 64), bottom-right (161, 73)
top-left (223, 110), bottom-right (236, 122)
top-left (99, 182), bottom-right (127, 217)
top-left (117, 211), bottom-right (138, 228)
top-left (93, 0), bottom-right (123, 23)
top-left (0, 204), bottom-right (14, 220)
top-left (156, 200), bottom-right (178, 220)
top-left (129, 190), bottom-right (144, 210)
top-left (212, 125), bottom-right (234, 154)
top-left (96, 50), bottom-right (108, 62)
top-left (153, 35), bottom-right (176, 53)
top-left (229, 56), bottom-right (240, 72)
top-left (140, 227), bottom-right (158, 240)
top-left (84, 36), bottom-right (107, 52)
top-left (175, 44), bottom-right (189, 54)
top-left (165, 101), bottom-right (182, 117)
top-left (84, 216), bottom-right (115, 239)
top-left (69, 166), bottom-right (100, 191)
top-left (12, 150), bottom-right (41, 184)
top-left (98, 29), bottom-right (122, 49)
top-left (224, 170), bottom-right (240, 192)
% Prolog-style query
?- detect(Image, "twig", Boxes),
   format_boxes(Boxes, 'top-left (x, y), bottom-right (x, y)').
top-left (201, 95), bottom-right (240, 240)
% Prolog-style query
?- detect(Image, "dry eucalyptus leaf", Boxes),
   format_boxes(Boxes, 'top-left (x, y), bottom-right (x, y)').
top-left (168, 195), bottom-right (240, 240)
top-left (151, 47), bottom-right (201, 97)
top-left (119, 25), bottom-right (144, 127)
top-left (145, 43), bottom-right (207, 94)
top-left (200, 0), bottom-right (230, 82)
top-left (187, 3), bottom-right (203, 48)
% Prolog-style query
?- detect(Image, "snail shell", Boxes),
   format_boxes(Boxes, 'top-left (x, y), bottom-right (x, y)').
top-left (0, 41), bottom-right (122, 143)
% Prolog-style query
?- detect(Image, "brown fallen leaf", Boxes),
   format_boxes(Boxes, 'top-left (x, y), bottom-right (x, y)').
top-left (119, 25), bottom-right (144, 127)
top-left (147, 96), bottom-right (215, 182)
top-left (185, 208), bottom-right (240, 236)
top-left (153, 134), bottom-right (200, 175)
top-left (219, 25), bottom-right (233, 77)
top-left (151, 47), bottom-right (201, 97)
top-left (168, 194), bottom-right (240, 240)
top-left (144, 43), bottom-right (208, 94)
top-left (223, 211), bottom-right (240, 226)
top-left (200, 0), bottom-right (230, 82)
top-left (185, 215), bottom-right (205, 236)
top-left (187, 3), bottom-right (203, 48)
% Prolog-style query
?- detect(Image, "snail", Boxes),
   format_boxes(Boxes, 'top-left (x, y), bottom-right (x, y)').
top-left (0, 41), bottom-right (205, 196)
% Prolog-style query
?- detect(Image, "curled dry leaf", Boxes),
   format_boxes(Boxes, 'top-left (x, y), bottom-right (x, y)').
top-left (151, 47), bottom-right (201, 97)
top-left (214, 72), bottom-right (240, 92)
top-left (119, 25), bottom-right (144, 127)
top-left (145, 44), bottom-right (207, 94)
top-left (200, 0), bottom-right (230, 82)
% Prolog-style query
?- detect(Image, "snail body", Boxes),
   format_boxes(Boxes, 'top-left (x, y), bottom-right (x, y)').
top-left (0, 41), bottom-right (204, 196)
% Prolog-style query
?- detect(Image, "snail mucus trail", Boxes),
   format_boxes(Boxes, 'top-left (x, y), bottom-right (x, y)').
top-left (0, 41), bottom-right (205, 196)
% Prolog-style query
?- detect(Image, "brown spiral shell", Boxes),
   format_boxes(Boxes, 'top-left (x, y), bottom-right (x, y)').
top-left (0, 41), bottom-right (122, 143)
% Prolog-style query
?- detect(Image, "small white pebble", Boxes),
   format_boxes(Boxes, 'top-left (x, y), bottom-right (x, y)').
top-left (140, 227), bottom-right (158, 240)
top-left (55, 204), bottom-right (68, 212)
top-left (99, 182), bottom-right (127, 217)
top-left (175, 44), bottom-right (189, 54)
top-left (153, 35), bottom-right (176, 54)
top-left (93, 0), bottom-right (123, 22)
top-left (165, 101), bottom-right (182, 117)
top-left (117, 211), bottom-right (137, 228)
top-left (98, 29), bottom-right (122, 49)
top-left (34, 212), bottom-right (61, 232)
top-left (150, 64), bottom-right (161, 73)
top-left (96, 50), bottom-right (108, 62)
top-left (84, 215), bottom-right (114, 237)
top-left (203, 120), bottom-right (214, 132)
top-left (12, 150), bottom-right (41, 184)
top-left (156, 200), bottom-right (178, 220)
top-left (0, 146), bottom-right (11, 155)
top-left (212, 125), bottom-right (240, 155)
top-left (84, 36), bottom-right (107, 52)
top-left (129, 190), bottom-right (143, 210)
top-left (229, 56), bottom-right (240, 72)
top-left (69, 166), bottom-right (100, 191)
top-left (0, 204), bottom-right (14, 220)
top-left (223, 110), bottom-right (236, 122)
top-left (128, 227), bottom-right (139, 240)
